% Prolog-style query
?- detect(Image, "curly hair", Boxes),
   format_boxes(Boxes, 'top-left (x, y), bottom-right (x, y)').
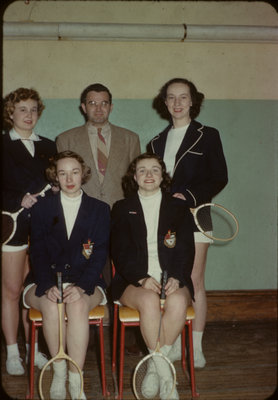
top-left (153, 78), bottom-right (205, 121)
top-left (3, 87), bottom-right (45, 129)
top-left (46, 151), bottom-right (91, 186)
top-left (122, 153), bottom-right (171, 198)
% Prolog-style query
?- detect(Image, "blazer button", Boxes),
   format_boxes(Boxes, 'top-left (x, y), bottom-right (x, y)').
top-left (64, 264), bottom-right (71, 270)
top-left (50, 264), bottom-right (56, 269)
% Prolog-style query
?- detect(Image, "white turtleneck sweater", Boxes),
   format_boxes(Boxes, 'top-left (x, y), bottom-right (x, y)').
top-left (60, 190), bottom-right (82, 239)
top-left (138, 189), bottom-right (162, 282)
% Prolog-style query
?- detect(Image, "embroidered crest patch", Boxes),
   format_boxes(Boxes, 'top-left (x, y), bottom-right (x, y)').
top-left (82, 240), bottom-right (94, 259)
top-left (164, 230), bottom-right (176, 248)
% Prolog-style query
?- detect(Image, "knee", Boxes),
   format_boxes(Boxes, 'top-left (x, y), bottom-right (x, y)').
top-left (41, 301), bottom-right (59, 322)
top-left (166, 293), bottom-right (188, 317)
top-left (2, 283), bottom-right (22, 302)
top-left (66, 297), bottom-right (89, 320)
top-left (139, 292), bottom-right (160, 316)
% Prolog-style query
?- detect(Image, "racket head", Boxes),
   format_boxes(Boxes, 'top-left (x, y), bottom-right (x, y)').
top-left (133, 352), bottom-right (176, 400)
top-left (1, 212), bottom-right (17, 245)
top-left (192, 203), bottom-right (239, 242)
top-left (39, 355), bottom-right (83, 400)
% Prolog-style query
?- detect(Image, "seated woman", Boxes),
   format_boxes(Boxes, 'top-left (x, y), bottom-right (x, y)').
top-left (111, 153), bottom-right (195, 400)
top-left (23, 151), bottom-right (110, 400)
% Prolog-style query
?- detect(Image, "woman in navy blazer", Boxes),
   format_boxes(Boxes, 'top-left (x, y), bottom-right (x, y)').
top-left (111, 153), bottom-right (195, 400)
top-left (24, 151), bottom-right (110, 400)
top-left (147, 78), bottom-right (228, 368)
top-left (2, 88), bottom-right (56, 376)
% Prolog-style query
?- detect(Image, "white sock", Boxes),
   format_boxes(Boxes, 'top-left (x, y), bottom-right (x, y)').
top-left (7, 343), bottom-right (20, 359)
top-left (26, 342), bottom-right (40, 357)
top-left (193, 331), bottom-right (203, 352)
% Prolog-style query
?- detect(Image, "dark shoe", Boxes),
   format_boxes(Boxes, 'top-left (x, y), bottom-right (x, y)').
top-left (125, 343), bottom-right (144, 356)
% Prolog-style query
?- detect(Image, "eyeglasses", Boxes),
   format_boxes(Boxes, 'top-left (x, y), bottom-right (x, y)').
top-left (87, 100), bottom-right (110, 108)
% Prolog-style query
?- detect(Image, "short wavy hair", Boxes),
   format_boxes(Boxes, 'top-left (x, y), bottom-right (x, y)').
top-left (153, 78), bottom-right (205, 121)
top-left (46, 151), bottom-right (91, 186)
top-left (80, 83), bottom-right (112, 105)
top-left (3, 87), bottom-right (45, 129)
top-left (122, 153), bottom-right (171, 198)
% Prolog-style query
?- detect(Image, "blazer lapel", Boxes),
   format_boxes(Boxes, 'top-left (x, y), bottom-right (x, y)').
top-left (173, 121), bottom-right (204, 176)
top-left (127, 195), bottom-right (148, 251)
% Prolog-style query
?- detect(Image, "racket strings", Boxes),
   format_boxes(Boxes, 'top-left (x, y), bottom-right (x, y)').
top-left (40, 358), bottom-right (83, 400)
top-left (133, 353), bottom-right (176, 400)
top-left (1, 214), bottom-right (15, 244)
top-left (195, 204), bottom-right (238, 241)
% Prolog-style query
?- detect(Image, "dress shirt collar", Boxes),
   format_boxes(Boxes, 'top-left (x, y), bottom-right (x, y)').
top-left (9, 128), bottom-right (41, 141)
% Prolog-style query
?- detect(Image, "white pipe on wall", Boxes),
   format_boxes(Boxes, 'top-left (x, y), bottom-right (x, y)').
top-left (3, 22), bottom-right (278, 43)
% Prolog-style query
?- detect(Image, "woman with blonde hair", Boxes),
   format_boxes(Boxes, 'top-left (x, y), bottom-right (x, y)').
top-left (2, 87), bottom-right (56, 375)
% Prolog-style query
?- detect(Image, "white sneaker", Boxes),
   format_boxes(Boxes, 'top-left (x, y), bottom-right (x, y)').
top-left (160, 379), bottom-right (179, 400)
top-left (26, 351), bottom-right (49, 369)
top-left (194, 348), bottom-right (206, 368)
top-left (68, 370), bottom-right (86, 400)
top-left (168, 335), bottom-right (182, 362)
top-left (141, 359), bottom-right (159, 398)
top-left (50, 360), bottom-right (67, 400)
top-left (6, 356), bottom-right (25, 375)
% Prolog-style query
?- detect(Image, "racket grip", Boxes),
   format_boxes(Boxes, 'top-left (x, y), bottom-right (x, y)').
top-left (160, 270), bottom-right (168, 301)
top-left (56, 272), bottom-right (63, 304)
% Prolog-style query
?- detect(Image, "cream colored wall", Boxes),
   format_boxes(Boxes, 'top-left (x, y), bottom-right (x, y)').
top-left (3, 1), bottom-right (278, 100)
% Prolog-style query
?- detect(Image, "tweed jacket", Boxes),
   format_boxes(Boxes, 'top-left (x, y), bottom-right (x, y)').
top-left (147, 120), bottom-right (228, 208)
top-left (111, 192), bottom-right (195, 300)
top-left (56, 123), bottom-right (141, 207)
top-left (2, 132), bottom-right (56, 245)
top-left (26, 191), bottom-right (110, 297)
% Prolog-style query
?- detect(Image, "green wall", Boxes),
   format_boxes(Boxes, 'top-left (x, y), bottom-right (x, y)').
top-left (35, 98), bottom-right (278, 290)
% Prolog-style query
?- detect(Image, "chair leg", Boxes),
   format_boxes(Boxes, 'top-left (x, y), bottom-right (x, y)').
top-left (182, 326), bottom-right (187, 373)
top-left (98, 320), bottom-right (107, 396)
top-left (112, 304), bottom-right (118, 373)
top-left (187, 320), bottom-right (199, 398)
top-left (26, 321), bottom-right (36, 399)
top-left (118, 322), bottom-right (126, 400)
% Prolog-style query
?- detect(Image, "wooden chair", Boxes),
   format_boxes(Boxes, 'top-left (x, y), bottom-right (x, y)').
top-left (111, 284), bottom-right (199, 399)
top-left (26, 305), bottom-right (107, 399)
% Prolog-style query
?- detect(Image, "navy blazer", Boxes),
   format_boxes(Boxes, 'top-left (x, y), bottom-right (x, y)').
top-left (111, 192), bottom-right (195, 300)
top-left (2, 132), bottom-right (56, 245)
top-left (27, 191), bottom-right (110, 297)
top-left (147, 120), bottom-right (228, 208)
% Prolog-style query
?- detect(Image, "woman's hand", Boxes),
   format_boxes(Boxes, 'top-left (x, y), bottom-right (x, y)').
top-left (21, 192), bottom-right (38, 209)
top-left (165, 277), bottom-right (180, 296)
top-left (45, 286), bottom-right (62, 303)
top-left (173, 192), bottom-right (186, 201)
top-left (140, 277), bottom-right (161, 294)
top-left (63, 285), bottom-right (85, 303)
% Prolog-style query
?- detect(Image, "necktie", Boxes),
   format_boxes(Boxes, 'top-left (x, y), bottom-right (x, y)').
top-left (97, 128), bottom-right (108, 183)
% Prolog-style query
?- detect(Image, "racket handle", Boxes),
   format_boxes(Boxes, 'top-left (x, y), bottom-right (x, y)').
top-left (160, 270), bottom-right (168, 302)
top-left (56, 272), bottom-right (63, 304)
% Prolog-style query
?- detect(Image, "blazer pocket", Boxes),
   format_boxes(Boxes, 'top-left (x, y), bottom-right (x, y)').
top-left (188, 150), bottom-right (203, 156)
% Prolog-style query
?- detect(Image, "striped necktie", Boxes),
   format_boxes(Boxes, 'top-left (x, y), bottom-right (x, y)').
top-left (97, 128), bottom-right (108, 183)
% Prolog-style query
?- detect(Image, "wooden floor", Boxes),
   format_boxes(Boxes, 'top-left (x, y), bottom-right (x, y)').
top-left (1, 320), bottom-right (277, 400)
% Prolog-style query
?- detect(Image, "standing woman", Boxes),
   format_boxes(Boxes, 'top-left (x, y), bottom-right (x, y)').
top-left (147, 78), bottom-right (228, 368)
top-left (111, 153), bottom-right (195, 400)
top-left (2, 88), bottom-right (56, 375)
top-left (24, 151), bottom-right (110, 400)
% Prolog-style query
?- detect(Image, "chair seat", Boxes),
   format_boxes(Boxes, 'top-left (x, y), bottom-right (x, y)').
top-left (29, 305), bottom-right (105, 322)
top-left (118, 305), bottom-right (195, 322)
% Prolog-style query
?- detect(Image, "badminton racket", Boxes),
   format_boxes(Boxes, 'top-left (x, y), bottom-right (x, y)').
top-left (191, 203), bottom-right (239, 242)
top-left (1, 183), bottom-right (52, 245)
top-left (133, 270), bottom-right (176, 400)
top-left (38, 272), bottom-right (83, 400)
